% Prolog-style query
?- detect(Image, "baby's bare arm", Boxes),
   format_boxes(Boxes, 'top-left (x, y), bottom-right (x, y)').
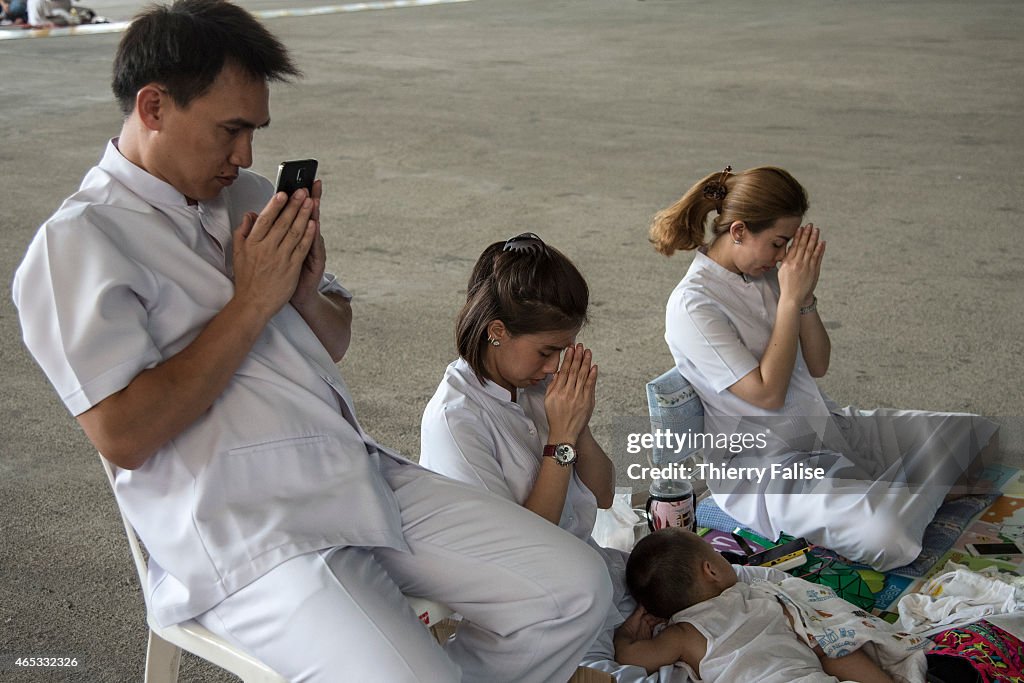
top-left (781, 602), bottom-right (893, 683)
top-left (816, 646), bottom-right (893, 683)
top-left (614, 609), bottom-right (706, 675)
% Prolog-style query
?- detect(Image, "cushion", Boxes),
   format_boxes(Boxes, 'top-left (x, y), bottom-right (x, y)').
top-left (697, 497), bottom-right (742, 532)
top-left (889, 494), bottom-right (1000, 578)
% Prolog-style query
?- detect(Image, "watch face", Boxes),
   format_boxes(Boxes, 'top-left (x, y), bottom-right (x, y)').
top-left (554, 443), bottom-right (577, 465)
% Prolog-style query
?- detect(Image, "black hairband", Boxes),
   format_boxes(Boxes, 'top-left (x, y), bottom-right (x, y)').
top-left (502, 232), bottom-right (546, 255)
top-left (702, 165), bottom-right (732, 215)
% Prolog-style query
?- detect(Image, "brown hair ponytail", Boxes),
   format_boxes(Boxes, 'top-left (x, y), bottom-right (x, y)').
top-left (650, 166), bottom-right (809, 256)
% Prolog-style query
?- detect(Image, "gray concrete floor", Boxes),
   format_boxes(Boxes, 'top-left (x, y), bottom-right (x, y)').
top-left (2, 0), bottom-right (1023, 680)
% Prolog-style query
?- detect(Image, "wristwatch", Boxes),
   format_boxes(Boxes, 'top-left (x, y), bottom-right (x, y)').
top-left (542, 443), bottom-right (578, 467)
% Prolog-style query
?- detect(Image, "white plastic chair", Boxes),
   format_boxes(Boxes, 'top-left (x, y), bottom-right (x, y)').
top-left (99, 454), bottom-right (452, 682)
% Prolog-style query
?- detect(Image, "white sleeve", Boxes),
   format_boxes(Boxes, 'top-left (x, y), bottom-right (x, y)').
top-left (734, 564), bottom-right (791, 584)
top-left (13, 217), bottom-right (163, 417)
top-left (420, 403), bottom-right (518, 503)
top-left (666, 287), bottom-right (759, 394)
top-left (318, 272), bottom-right (352, 301)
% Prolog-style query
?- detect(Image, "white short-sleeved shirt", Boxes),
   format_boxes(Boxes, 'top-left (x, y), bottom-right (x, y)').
top-left (420, 358), bottom-right (598, 541)
top-left (668, 568), bottom-right (927, 682)
top-left (667, 576), bottom-right (833, 683)
top-left (28, 0), bottom-right (68, 25)
top-left (664, 249), bottom-right (841, 454)
top-left (13, 140), bottom-right (407, 626)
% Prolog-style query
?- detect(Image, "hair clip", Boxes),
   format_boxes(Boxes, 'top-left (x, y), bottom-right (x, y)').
top-left (502, 232), bottom-right (546, 255)
top-left (702, 165), bottom-right (732, 214)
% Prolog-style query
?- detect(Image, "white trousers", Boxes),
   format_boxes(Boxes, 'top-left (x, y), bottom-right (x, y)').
top-left (196, 457), bottom-right (613, 683)
top-left (711, 409), bottom-right (999, 571)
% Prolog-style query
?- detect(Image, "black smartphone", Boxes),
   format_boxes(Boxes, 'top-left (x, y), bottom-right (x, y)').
top-left (275, 159), bottom-right (318, 196)
top-left (745, 537), bottom-right (810, 569)
top-left (966, 541), bottom-right (1023, 557)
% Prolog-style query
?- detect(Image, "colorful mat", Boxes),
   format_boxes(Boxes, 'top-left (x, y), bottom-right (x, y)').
top-left (698, 464), bottom-right (1024, 617)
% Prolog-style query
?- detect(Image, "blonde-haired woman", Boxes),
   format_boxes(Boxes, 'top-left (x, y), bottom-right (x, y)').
top-left (655, 166), bottom-right (997, 572)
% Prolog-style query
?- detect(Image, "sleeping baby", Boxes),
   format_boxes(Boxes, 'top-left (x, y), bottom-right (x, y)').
top-left (614, 528), bottom-right (930, 683)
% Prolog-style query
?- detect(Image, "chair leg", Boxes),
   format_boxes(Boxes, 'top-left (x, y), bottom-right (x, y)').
top-left (144, 629), bottom-right (182, 683)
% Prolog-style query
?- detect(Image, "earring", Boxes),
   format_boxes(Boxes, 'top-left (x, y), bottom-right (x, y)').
top-left (733, 240), bottom-right (742, 245)
top-left (487, 337), bottom-right (500, 347)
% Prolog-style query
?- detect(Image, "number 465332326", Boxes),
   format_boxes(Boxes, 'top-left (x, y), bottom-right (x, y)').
top-left (4, 655), bottom-right (82, 669)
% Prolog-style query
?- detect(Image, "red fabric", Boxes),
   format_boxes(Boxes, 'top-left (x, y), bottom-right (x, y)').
top-left (930, 620), bottom-right (1024, 683)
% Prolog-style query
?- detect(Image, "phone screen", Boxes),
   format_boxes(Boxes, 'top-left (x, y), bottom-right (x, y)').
top-left (968, 542), bottom-right (1021, 556)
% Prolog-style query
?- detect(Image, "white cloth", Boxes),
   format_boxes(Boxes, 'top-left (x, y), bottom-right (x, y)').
top-left (421, 358), bottom-right (597, 539)
top-left (897, 561), bottom-right (1024, 636)
top-left (763, 577), bottom-right (929, 683)
top-left (592, 488), bottom-right (642, 554)
top-left (667, 569), bottom-right (928, 683)
top-left (197, 459), bottom-right (614, 683)
top-left (664, 249), bottom-right (998, 571)
top-left (14, 140), bottom-right (613, 682)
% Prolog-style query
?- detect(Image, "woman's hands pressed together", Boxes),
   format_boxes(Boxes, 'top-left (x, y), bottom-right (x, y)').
top-left (728, 223), bottom-right (830, 407)
top-left (544, 344), bottom-right (598, 445)
top-left (526, 342), bottom-right (615, 519)
top-left (777, 223), bottom-right (825, 308)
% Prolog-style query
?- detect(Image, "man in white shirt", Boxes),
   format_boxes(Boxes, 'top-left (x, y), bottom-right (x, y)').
top-left (27, 0), bottom-right (93, 26)
top-left (12, 2), bottom-right (611, 681)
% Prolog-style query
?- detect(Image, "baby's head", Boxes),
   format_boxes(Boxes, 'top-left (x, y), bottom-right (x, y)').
top-left (626, 528), bottom-right (738, 619)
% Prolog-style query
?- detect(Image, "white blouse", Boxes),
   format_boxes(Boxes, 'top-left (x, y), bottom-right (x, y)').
top-left (420, 358), bottom-right (598, 541)
top-left (664, 249), bottom-right (840, 454)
